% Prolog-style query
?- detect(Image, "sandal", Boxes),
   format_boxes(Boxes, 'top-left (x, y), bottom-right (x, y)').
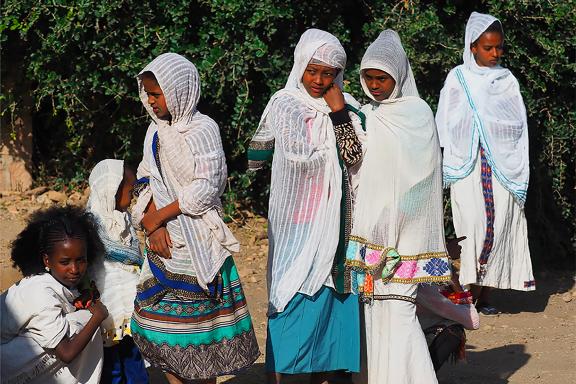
top-left (477, 304), bottom-right (499, 316)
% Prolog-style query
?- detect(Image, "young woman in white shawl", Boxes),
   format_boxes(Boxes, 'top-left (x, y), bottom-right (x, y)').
top-left (346, 30), bottom-right (451, 384)
top-left (85, 159), bottom-right (149, 382)
top-left (436, 12), bottom-right (534, 315)
top-left (248, 29), bottom-right (366, 384)
top-left (129, 53), bottom-right (259, 383)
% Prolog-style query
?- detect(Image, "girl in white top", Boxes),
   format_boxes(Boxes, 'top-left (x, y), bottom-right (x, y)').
top-left (1, 206), bottom-right (108, 384)
top-left (347, 29), bottom-right (451, 384)
top-left (249, 28), bottom-right (365, 384)
top-left (435, 12), bottom-right (534, 314)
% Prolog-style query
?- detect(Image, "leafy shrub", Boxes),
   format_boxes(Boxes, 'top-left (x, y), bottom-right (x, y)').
top-left (1, 0), bottom-right (573, 265)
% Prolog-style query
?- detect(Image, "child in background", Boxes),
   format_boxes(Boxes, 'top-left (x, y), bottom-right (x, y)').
top-left (416, 236), bottom-right (480, 372)
top-left (86, 159), bottom-right (148, 383)
top-left (1, 206), bottom-right (108, 384)
top-left (436, 12), bottom-right (534, 315)
top-left (130, 53), bottom-right (259, 384)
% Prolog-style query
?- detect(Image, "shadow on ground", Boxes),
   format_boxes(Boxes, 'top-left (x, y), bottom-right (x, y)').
top-left (437, 344), bottom-right (531, 384)
top-left (488, 270), bottom-right (574, 314)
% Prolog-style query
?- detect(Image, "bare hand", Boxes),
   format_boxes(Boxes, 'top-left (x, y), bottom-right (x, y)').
top-left (446, 236), bottom-right (466, 260)
top-left (88, 301), bottom-right (108, 322)
top-left (323, 83), bottom-right (346, 112)
top-left (148, 227), bottom-right (173, 259)
top-left (142, 210), bottom-right (164, 235)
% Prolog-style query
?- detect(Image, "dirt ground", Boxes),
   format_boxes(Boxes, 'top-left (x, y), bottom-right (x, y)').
top-left (1, 192), bottom-right (575, 384)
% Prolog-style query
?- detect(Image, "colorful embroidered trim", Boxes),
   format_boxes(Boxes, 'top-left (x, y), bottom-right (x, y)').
top-left (477, 146), bottom-right (495, 282)
top-left (136, 251), bottom-right (223, 307)
top-left (345, 238), bottom-right (451, 297)
top-left (371, 294), bottom-right (416, 303)
top-left (523, 280), bottom-right (536, 289)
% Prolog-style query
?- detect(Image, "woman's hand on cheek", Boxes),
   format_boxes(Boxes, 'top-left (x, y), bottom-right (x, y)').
top-left (323, 84), bottom-right (346, 112)
top-left (148, 227), bottom-right (173, 259)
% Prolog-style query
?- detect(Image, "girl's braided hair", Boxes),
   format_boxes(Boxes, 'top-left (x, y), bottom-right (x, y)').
top-left (11, 205), bottom-right (104, 277)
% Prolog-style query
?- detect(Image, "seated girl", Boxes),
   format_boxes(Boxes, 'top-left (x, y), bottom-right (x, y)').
top-left (1, 206), bottom-right (108, 384)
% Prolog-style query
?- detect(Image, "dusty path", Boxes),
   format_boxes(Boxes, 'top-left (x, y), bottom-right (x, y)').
top-left (1, 194), bottom-right (574, 383)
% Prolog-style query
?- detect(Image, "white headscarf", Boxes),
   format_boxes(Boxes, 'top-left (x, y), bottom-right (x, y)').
top-left (436, 12), bottom-right (529, 205)
top-left (347, 30), bottom-right (449, 287)
top-left (360, 30), bottom-right (419, 99)
top-left (250, 29), bottom-right (361, 313)
top-left (136, 53), bottom-right (239, 289)
top-left (87, 159), bottom-right (132, 245)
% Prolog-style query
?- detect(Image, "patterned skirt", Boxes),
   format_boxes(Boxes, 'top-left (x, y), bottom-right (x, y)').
top-left (131, 255), bottom-right (260, 380)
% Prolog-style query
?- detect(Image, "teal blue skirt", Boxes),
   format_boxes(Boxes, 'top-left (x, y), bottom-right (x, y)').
top-left (265, 286), bottom-right (360, 374)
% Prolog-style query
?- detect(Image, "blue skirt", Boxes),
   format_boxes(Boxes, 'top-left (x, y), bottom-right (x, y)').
top-left (265, 286), bottom-right (360, 374)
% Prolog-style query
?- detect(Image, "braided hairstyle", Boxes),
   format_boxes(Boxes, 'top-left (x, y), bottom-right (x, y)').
top-left (11, 206), bottom-right (104, 277)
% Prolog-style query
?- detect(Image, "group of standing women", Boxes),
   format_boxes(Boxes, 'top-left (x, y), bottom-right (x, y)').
top-left (9, 10), bottom-right (527, 384)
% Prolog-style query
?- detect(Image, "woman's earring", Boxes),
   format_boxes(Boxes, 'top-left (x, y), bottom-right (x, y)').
top-left (45, 266), bottom-right (50, 272)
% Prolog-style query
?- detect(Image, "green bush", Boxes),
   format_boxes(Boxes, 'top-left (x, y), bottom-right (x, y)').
top-left (1, 0), bottom-right (574, 265)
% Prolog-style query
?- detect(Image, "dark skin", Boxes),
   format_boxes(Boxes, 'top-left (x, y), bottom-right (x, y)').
top-left (362, 68), bottom-right (396, 101)
top-left (141, 75), bottom-right (172, 122)
top-left (142, 200), bottom-right (176, 259)
top-left (115, 167), bottom-right (136, 212)
top-left (301, 63), bottom-right (346, 112)
top-left (43, 239), bottom-right (108, 363)
top-left (471, 31), bottom-right (504, 67)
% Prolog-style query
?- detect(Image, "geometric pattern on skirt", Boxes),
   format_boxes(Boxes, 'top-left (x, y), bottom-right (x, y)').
top-left (131, 257), bottom-right (260, 379)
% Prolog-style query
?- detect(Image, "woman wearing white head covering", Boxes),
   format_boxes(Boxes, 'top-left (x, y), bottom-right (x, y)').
top-left (436, 12), bottom-right (534, 313)
top-left (130, 53), bottom-right (259, 383)
top-left (248, 28), bottom-right (365, 382)
top-left (347, 29), bottom-right (450, 384)
top-left (86, 159), bottom-right (149, 382)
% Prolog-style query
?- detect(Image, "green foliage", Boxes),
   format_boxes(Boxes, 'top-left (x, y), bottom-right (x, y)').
top-left (1, 0), bottom-right (574, 264)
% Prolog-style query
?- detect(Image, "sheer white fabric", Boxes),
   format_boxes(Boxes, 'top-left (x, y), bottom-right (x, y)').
top-left (87, 159), bottom-right (142, 345)
top-left (135, 53), bottom-right (239, 289)
top-left (350, 29), bottom-right (444, 384)
top-left (416, 284), bottom-right (480, 331)
top-left (351, 29), bottom-right (447, 265)
top-left (436, 12), bottom-right (529, 205)
top-left (451, 156), bottom-right (534, 290)
top-left (87, 159), bottom-right (132, 245)
top-left (250, 29), bottom-right (364, 314)
top-left (1, 274), bottom-right (103, 384)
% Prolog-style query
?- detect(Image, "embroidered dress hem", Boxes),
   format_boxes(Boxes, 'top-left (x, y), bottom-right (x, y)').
top-left (131, 257), bottom-right (260, 379)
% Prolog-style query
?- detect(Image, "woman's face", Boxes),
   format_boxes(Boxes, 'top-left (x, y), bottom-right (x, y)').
top-left (43, 238), bottom-right (87, 289)
top-left (362, 69), bottom-right (396, 101)
top-left (301, 63), bottom-right (339, 98)
top-left (142, 76), bottom-right (171, 121)
top-left (471, 31), bottom-right (504, 67)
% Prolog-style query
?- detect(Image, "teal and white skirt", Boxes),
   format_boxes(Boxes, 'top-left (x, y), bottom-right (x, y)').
top-left (131, 254), bottom-right (260, 380)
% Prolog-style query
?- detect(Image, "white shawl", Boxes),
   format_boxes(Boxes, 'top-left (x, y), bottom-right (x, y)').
top-left (251, 29), bottom-right (362, 313)
top-left (436, 12), bottom-right (529, 205)
top-left (135, 53), bottom-right (239, 289)
top-left (87, 159), bottom-right (132, 245)
top-left (347, 30), bottom-right (449, 287)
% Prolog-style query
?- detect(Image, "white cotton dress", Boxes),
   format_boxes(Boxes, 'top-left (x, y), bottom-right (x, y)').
top-left (436, 12), bottom-right (534, 291)
top-left (1, 274), bottom-right (103, 384)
